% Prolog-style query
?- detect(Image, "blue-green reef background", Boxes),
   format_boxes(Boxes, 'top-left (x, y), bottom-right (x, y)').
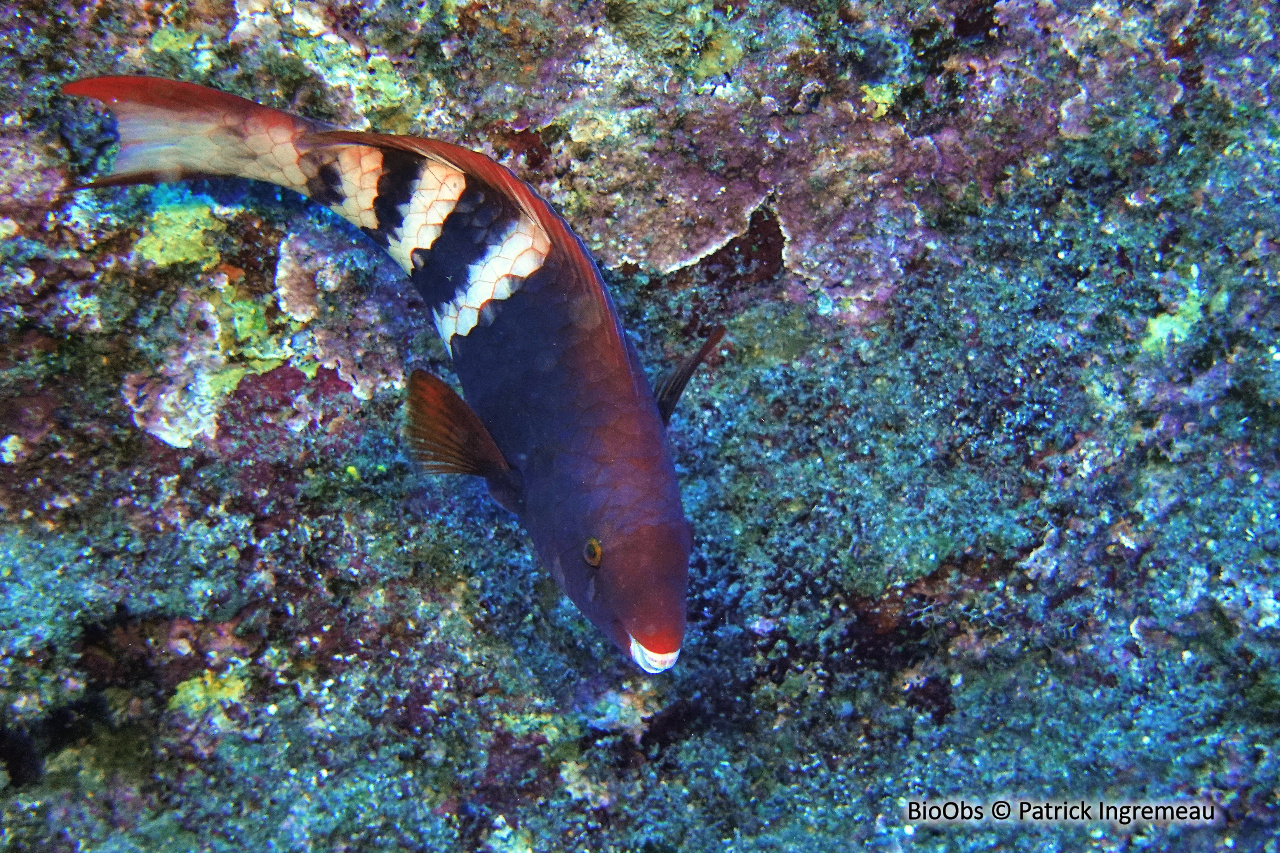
top-left (0, 0), bottom-right (1278, 850)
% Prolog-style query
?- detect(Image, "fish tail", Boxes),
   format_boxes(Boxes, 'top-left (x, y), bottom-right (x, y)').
top-left (62, 76), bottom-right (331, 195)
top-left (63, 76), bottom-right (450, 247)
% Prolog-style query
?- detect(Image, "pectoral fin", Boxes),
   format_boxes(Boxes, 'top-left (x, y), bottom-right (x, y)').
top-left (405, 370), bottom-right (523, 512)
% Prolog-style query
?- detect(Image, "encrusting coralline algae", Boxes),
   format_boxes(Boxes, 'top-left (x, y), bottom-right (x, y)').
top-left (0, 0), bottom-right (1278, 850)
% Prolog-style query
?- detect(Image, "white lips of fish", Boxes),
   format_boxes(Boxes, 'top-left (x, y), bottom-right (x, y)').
top-left (629, 635), bottom-right (680, 673)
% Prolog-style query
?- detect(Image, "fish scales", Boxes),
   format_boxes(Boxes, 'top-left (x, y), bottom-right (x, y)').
top-left (63, 76), bottom-right (720, 673)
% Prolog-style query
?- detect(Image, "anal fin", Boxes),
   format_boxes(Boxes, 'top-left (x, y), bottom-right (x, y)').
top-left (655, 326), bottom-right (726, 425)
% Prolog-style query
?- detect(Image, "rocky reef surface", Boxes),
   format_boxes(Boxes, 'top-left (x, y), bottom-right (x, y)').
top-left (1, 0), bottom-right (1278, 850)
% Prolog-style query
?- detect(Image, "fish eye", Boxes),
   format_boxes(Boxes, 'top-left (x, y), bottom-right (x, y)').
top-left (583, 537), bottom-right (602, 567)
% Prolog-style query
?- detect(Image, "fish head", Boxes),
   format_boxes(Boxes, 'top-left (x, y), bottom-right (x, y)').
top-left (554, 515), bottom-right (691, 673)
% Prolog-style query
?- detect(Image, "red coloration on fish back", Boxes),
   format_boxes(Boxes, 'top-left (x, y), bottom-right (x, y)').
top-left (62, 76), bottom-right (723, 674)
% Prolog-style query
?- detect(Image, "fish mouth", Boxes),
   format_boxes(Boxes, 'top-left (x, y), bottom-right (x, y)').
top-left (628, 635), bottom-right (680, 673)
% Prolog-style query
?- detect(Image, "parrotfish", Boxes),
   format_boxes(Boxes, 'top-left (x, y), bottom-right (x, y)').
top-left (63, 76), bottom-right (722, 673)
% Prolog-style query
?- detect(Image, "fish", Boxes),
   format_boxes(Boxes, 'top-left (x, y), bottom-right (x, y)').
top-left (62, 76), bottom-right (723, 673)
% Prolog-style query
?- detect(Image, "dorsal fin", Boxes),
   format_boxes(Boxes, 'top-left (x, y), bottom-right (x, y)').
top-left (655, 326), bottom-right (726, 425)
top-left (405, 370), bottom-right (511, 479)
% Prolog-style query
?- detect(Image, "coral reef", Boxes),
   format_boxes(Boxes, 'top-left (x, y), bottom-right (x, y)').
top-left (1, 0), bottom-right (1279, 850)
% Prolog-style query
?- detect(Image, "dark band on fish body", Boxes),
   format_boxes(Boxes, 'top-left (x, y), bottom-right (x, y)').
top-left (370, 148), bottom-right (421, 244)
top-left (305, 160), bottom-right (345, 208)
top-left (408, 182), bottom-right (520, 310)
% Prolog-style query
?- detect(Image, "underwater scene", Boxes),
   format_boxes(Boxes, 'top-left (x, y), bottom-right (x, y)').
top-left (1, 0), bottom-right (1278, 850)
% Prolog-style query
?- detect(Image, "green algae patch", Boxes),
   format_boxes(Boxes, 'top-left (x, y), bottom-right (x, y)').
top-left (499, 710), bottom-right (582, 758)
top-left (605, 0), bottom-right (715, 68)
top-left (726, 303), bottom-right (815, 366)
top-left (223, 293), bottom-right (288, 370)
top-left (439, 0), bottom-right (463, 29)
top-left (204, 365), bottom-right (250, 399)
top-left (229, 297), bottom-right (270, 345)
top-left (131, 187), bottom-right (226, 271)
top-left (484, 816), bottom-right (534, 853)
top-left (1138, 265), bottom-right (1229, 356)
top-left (170, 664), bottom-right (249, 719)
top-left (120, 255), bottom-right (309, 447)
top-left (860, 82), bottom-right (901, 119)
top-left (1141, 287), bottom-right (1204, 355)
top-left (150, 26), bottom-right (199, 53)
top-left (291, 36), bottom-right (425, 133)
top-left (0, 434), bottom-right (23, 464)
top-left (693, 29), bottom-right (745, 81)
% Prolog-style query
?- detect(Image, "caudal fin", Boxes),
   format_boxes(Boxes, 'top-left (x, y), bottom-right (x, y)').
top-left (62, 75), bottom-right (329, 193)
top-left (63, 76), bottom-right (464, 258)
